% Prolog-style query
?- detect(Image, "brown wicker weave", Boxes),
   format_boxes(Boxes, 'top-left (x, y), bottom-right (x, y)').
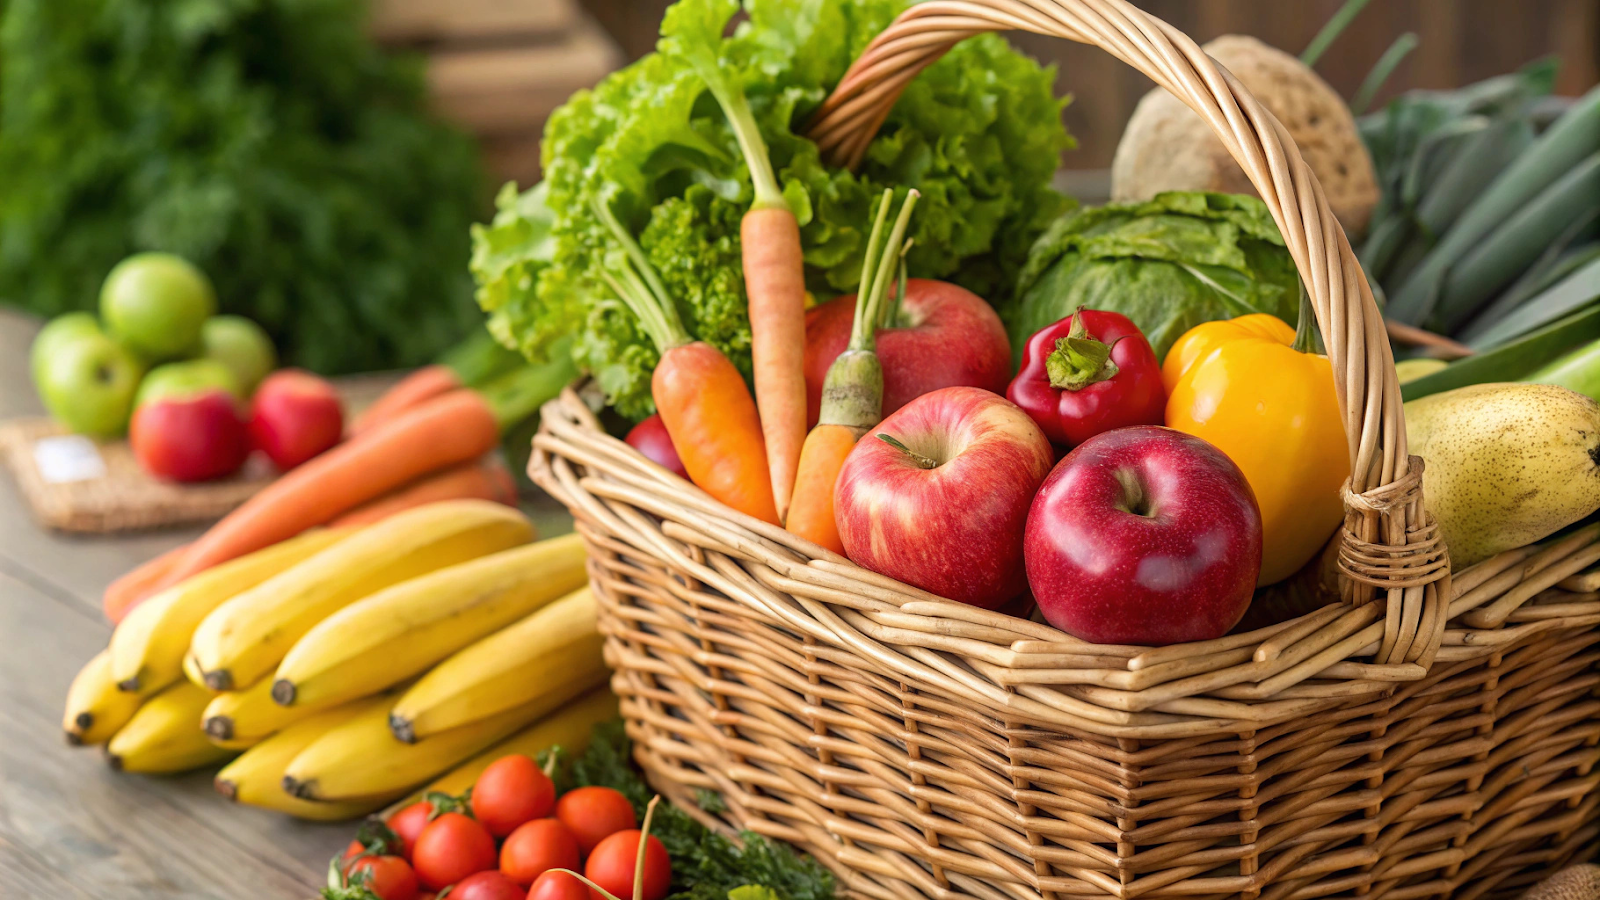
top-left (529, 2), bottom-right (1600, 897)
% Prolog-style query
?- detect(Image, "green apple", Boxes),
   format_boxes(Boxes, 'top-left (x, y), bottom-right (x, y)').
top-left (100, 253), bottom-right (216, 362)
top-left (35, 331), bottom-right (146, 436)
top-left (136, 358), bottom-right (243, 408)
top-left (31, 312), bottom-right (103, 381)
top-left (200, 315), bottom-right (276, 395)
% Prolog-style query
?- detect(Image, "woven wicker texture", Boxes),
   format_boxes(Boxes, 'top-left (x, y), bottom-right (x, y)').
top-left (529, 1), bottom-right (1600, 896)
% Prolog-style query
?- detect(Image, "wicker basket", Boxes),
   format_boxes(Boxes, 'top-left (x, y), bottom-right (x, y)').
top-left (529, 2), bottom-right (1600, 897)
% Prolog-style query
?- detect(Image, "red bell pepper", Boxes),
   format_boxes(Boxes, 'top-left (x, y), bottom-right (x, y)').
top-left (1005, 310), bottom-right (1166, 448)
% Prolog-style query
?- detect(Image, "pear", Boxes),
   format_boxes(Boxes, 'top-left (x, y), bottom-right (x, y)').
top-left (1406, 382), bottom-right (1600, 569)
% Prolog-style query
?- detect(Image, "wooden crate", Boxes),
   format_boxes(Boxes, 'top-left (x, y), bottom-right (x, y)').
top-left (372, 0), bottom-right (623, 187)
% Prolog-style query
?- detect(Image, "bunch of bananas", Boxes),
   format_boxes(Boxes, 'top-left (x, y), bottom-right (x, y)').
top-left (63, 499), bottom-right (613, 822)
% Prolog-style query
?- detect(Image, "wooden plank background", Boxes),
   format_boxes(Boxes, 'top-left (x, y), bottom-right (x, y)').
top-left (575, 0), bottom-right (1600, 170)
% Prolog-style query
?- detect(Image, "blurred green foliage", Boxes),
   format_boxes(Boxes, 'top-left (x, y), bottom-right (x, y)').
top-left (0, 0), bottom-right (486, 374)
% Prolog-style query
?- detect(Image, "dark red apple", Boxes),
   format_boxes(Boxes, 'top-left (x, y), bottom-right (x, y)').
top-left (835, 386), bottom-right (1052, 609)
top-left (249, 369), bottom-right (344, 471)
top-left (803, 279), bottom-right (1011, 428)
top-left (1024, 426), bottom-right (1262, 645)
top-left (130, 390), bottom-right (249, 482)
top-left (625, 413), bottom-right (687, 479)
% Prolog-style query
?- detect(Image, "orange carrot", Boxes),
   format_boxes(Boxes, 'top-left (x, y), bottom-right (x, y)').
top-left (103, 541), bottom-right (191, 623)
top-left (348, 365), bottom-right (461, 437)
top-left (743, 208), bottom-right (807, 523)
top-left (146, 389), bottom-right (499, 593)
top-left (595, 202), bottom-right (779, 525)
top-left (330, 458), bottom-right (518, 528)
top-left (665, 11), bottom-right (807, 522)
top-left (787, 190), bottom-right (919, 552)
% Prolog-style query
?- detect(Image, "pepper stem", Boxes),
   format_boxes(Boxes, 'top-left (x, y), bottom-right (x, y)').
top-left (1292, 281), bottom-right (1321, 354)
top-left (1045, 314), bottom-right (1122, 391)
top-left (876, 433), bottom-right (938, 469)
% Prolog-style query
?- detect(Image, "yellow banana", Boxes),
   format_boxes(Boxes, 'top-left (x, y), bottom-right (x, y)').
top-left (215, 694), bottom-right (401, 820)
top-left (190, 500), bottom-right (532, 692)
top-left (283, 694), bottom-right (556, 801)
top-left (64, 649), bottom-right (148, 745)
top-left (401, 688), bottom-right (617, 808)
top-left (272, 534), bottom-right (587, 711)
top-left (389, 586), bottom-right (606, 742)
top-left (205, 674), bottom-right (415, 750)
top-left (182, 652), bottom-right (214, 692)
top-left (109, 529), bottom-right (347, 693)
top-left (106, 681), bottom-right (235, 774)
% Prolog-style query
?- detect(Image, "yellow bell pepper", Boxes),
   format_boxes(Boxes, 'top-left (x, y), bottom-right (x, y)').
top-left (1163, 311), bottom-right (1349, 586)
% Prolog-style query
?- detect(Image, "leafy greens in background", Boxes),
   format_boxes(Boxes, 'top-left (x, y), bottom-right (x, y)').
top-left (0, 0), bottom-right (485, 374)
top-left (472, 0), bottom-right (1074, 420)
top-left (1006, 192), bottom-right (1300, 362)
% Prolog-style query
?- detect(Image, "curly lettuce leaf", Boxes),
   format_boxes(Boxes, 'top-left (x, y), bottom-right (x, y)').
top-left (473, 0), bottom-right (1072, 419)
top-left (1006, 191), bottom-right (1300, 362)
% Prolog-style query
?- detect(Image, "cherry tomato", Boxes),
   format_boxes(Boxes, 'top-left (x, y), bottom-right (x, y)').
top-left (387, 800), bottom-right (436, 859)
top-left (527, 871), bottom-right (591, 900)
top-left (585, 830), bottom-right (669, 900)
top-left (449, 870), bottom-right (528, 900)
top-left (348, 855), bottom-right (420, 900)
top-left (500, 818), bottom-right (580, 886)
top-left (411, 812), bottom-right (497, 890)
top-left (342, 839), bottom-right (366, 869)
top-left (555, 787), bottom-right (636, 855)
top-left (473, 755), bottom-right (556, 837)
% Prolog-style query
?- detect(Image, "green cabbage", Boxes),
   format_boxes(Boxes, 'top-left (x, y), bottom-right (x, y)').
top-left (1005, 192), bottom-right (1302, 363)
top-left (471, 0), bottom-right (1073, 420)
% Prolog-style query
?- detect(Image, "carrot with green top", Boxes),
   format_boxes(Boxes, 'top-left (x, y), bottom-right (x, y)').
top-left (787, 190), bottom-right (919, 553)
top-left (660, 0), bottom-right (807, 524)
top-left (595, 201), bottom-right (779, 525)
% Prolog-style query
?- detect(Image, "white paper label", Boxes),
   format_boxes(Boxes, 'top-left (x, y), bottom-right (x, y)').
top-left (32, 435), bottom-right (108, 484)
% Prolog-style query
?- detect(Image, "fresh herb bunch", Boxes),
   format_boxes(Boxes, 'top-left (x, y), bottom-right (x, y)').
top-left (472, 0), bottom-right (1074, 421)
top-left (0, 0), bottom-right (485, 374)
top-left (559, 722), bottom-right (837, 900)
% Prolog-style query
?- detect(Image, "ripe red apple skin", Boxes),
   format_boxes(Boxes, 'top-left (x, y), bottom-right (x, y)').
top-left (835, 386), bottom-right (1052, 609)
top-left (803, 279), bottom-right (1011, 428)
top-left (624, 413), bottom-right (687, 479)
top-left (1024, 426), bottom-right (1263, 645)
top-left (130, 391), bottom-right (250, 482)
top-left (249, 369), bottom-right (344, 471)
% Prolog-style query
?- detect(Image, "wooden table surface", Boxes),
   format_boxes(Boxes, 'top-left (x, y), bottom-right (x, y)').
top-left (0, 308), bottom-right (573, 898)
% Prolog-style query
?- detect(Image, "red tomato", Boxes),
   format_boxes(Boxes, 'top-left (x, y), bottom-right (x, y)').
top-left (527, 871), bottom-right (591, 900)
top-left (386, 800), bottom-right (435, 860)
top-left (449, 870), bottom-right (528, 900)
top-left (342, 839), bottom-right (366, 869)
top-left (473, 755), bottom-right (556, 837)
top-left (500, 818), bottom-right (580, 886)
top-left (348, 855), bottom-right (420, 900)
top-left (555, 787), bottom-right (636, 854)
top-left (412, 812), bottom-right (497, 890)
top-left (585, 830), bottom-right (669, 900)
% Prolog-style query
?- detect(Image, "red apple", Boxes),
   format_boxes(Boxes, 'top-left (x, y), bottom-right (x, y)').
top-left (803, 279), bottom-right (1011, 428)
top-left (835, 386), bottom-right (1052, 609)
top-left (625, 413), bottom-right (687, 479)
top-left (249, 369), bottom-right (344, 471)
top-left (1024, 426), bottom-right (1262, 645)
top-left (130, 390), bottom-right (249, 482)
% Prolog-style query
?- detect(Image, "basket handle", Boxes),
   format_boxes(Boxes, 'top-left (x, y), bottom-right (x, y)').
top-left (804, 0), bottom-right (1449, 665)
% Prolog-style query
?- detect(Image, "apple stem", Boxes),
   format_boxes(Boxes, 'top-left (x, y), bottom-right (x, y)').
top-left (1114, 468), bottom-right (1154, 518)
top-left (1046, 314), bottom-right (1122, 391)
top-left (876, 433), bottom-right (938, 469)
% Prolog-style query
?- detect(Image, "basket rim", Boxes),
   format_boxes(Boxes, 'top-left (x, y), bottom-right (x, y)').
top-left (531, 387), bottom-right (1600, 738)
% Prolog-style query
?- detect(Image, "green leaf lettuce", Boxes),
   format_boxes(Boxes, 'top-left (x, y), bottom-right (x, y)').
top-left (471, 0), bottom-right (1073, 420)
top-left (1005, 191), bottom-right (1300, 362)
